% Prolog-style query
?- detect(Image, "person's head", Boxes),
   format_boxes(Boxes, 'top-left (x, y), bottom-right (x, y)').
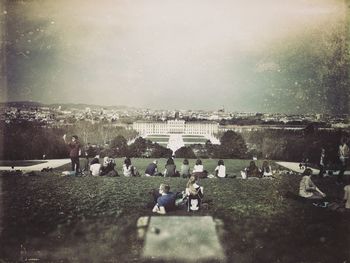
top-left (72, 135), bottom-right (78, 141)
top-left (183, 159), bottom-right (189, 165)
top-left (153, 160), bottom-right (158, 165)
top-left (159, 183), bottom-right (170, 194)
top-left (262, 160), bottom-right (269, 168)
top-left (186, 175), bottom-right (197, 188)
top-left (218, 159), bottom-right (224, 166)
top-left (166, 158), bottom-right (174, 165)
top-left (124, 157), bottom-right (131, 167)
top-left (303, 168), bottom-right (313, 177)
top-left (195, 159), bottom-right (202, 165)
top-left (321, 148), bottom-right (325, 154)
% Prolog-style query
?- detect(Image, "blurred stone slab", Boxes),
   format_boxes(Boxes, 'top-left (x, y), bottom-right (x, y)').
top-left (142, 216), bottom-right (225, 262)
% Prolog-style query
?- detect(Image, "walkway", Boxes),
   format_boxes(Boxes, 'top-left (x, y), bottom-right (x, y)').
top-left (0, 159), bottom-right (71, 171)
top-left (276, 161), bottom-right (350, 175)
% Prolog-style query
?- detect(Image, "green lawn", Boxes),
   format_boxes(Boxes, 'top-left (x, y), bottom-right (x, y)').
top-left (182, 138), bottom-right (208, 143)
top-left (144, 137), bottom-right (169, 142)
top-left (0, 173), bottom-right (349, 262)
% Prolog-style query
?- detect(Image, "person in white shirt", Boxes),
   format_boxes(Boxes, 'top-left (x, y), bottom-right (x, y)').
top-left (193, 159), bottom-right (204, 173)
top-left (299, 168), bottom-right (326, 199)
top-left (89, 158), bottom-right (102, 176)
top-left (344, 185), bottom-right (350, 209)
top-left (123, 157), bottom-right (137, 177)
top-left (215, 160), bottom-right (226, 178)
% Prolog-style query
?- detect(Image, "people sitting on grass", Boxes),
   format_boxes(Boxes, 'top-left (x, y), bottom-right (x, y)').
top-left (215, 159), bottom-right (226, 178)
top-left (164, 157), bottom-right (177, 177)
top-left (185, 175), bottom-right (204, 211)
top-left (299, 168), bottom-right (326, 200)
top-left (101, 157), bottom-right (118, 176)
top-left (145, 160), bottom-right (161, 176)
top-left (152, 183), bottom-right (176, 214)
top-left (242, 161), bottom-right (262, 179)
top-left (123, 157), bottom-right (138, 177)
top-left (180, 159), bottom-right (191, 178)
top-left (89, 157), bottom-right (102, 176)
top-left (261, 160), bottom-right (273, 177)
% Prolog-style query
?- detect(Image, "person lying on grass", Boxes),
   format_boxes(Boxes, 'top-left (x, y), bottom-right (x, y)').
top-left (152, 183), bottom-right (176, 215)
top-left (299, 168), bottom-right (326, 200)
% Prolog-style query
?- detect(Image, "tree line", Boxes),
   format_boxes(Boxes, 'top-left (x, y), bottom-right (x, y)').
top-left (1, 121), bottom-right (348, 166)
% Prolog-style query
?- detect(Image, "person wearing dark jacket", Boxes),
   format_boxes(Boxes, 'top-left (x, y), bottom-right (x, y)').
top-left (63, 134), bottom-right (81, 174)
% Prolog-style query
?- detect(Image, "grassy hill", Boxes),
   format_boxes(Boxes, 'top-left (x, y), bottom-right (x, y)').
top-left (0, 171), bottom-right (349, 262)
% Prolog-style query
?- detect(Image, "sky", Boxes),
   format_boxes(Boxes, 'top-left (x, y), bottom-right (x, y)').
top-left (1, 0), bottom-right (349, 113)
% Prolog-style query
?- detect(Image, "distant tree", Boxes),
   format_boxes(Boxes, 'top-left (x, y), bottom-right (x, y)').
top-left (217, 130), bottom-right (247, 158)
top-left (109, 135), bottom-right (128, 157)
top-left (175, 146), bottom-right (196, 159)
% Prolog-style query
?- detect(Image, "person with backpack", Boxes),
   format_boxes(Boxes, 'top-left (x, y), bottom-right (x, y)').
top-left (185, 175), bottom-right (204, 211)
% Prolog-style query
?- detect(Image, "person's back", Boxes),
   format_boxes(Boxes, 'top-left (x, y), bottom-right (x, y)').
top-left (246, 162), bottom-right (261, 178)
top-left (145, 161), bottom-right (157, 176)
top-left (165, 164), bottom-right (176, 177)
top-left (215, 165), bottom-right (226, 178)
top-left (157, 191), bottom-right (176, 212)
top-left (123, 164), bottom-right (134, 177)
top-left (181, 164), bottom-right (190, 178)
top-left (90, 163), bottom-right (101, 176)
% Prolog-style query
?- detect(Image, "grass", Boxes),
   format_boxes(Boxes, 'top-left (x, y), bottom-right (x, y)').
top-left (182, 138), bottom-right (208, 143)
top-left (1, 160), bottom-right (350, 262)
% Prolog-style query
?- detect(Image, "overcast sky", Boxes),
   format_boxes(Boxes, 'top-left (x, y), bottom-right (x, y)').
top-left (2, 0), bottom-right (349, 113)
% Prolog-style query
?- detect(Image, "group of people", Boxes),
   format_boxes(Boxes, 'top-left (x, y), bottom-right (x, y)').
top-left (143, 158), bottom-right (228, 178)
top-left (241, 160), bottom-right (273, 179)
top-left (151, 175), bottom-right (204, 214)
top-left (299, 168), bottom-right (350, 210)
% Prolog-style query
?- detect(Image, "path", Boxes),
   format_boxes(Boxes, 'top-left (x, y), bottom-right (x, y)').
top-left (0, 159), bottom-right (71, 171)
top-left (276, 161), bottom-right (350, 175)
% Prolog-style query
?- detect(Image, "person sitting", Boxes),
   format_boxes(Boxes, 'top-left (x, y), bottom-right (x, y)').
top-left (152, 183), bottom-right (176, 214)
top-left (261, 160), bottom-right (273, 177)
top-left (180, 159), bottom-right (191, 178)
top-left (299, 168), bottom-right (326, 200)
top-left (185, 175), bottom-right (204, 211)
top-left (123, 157), bottom-right (136, 177)
top-left (164, 157), bottom-right (176, 177)
top-left (193, 159), bottom-right (204, 173)
top-left (214, 159), bottom-right (226, 178)
top-left (101, 156), bottom-right (118, 176)
top-left (89, 157), bottom-right (102, 176)
top-left (245, 161), bottom-right (262, 178)
top-left (193, 159), bottom-right (208, 178)
top-left (145, 160), bottom-right (161, 176)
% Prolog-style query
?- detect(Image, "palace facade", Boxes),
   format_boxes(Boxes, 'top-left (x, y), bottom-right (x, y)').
top-left (133, 119), bottom-right (219, 135)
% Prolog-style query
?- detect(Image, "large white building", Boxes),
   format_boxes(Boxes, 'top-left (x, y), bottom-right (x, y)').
top-left (133, 119), bottom-right (219, 136)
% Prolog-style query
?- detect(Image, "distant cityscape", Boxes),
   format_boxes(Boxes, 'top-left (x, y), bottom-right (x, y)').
top-left (1, 101), bottom-right (349, 132)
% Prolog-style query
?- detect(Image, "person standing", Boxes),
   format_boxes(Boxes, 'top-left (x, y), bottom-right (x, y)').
top-left (318, 148), bottom-right (326, 178)
top-left (338, 137), bottom-right (349, 184)
top-left (63, 134), bottom-right (81, 175)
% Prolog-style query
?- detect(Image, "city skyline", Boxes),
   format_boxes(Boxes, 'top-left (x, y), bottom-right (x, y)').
top-left (1, 0), bottom-right (349, 114)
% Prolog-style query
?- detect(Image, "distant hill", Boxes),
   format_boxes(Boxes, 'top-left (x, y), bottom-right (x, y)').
top-left (0, 101), bottom-right (44, 108)
top-left (0, 101), bottom-right (131, 110)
